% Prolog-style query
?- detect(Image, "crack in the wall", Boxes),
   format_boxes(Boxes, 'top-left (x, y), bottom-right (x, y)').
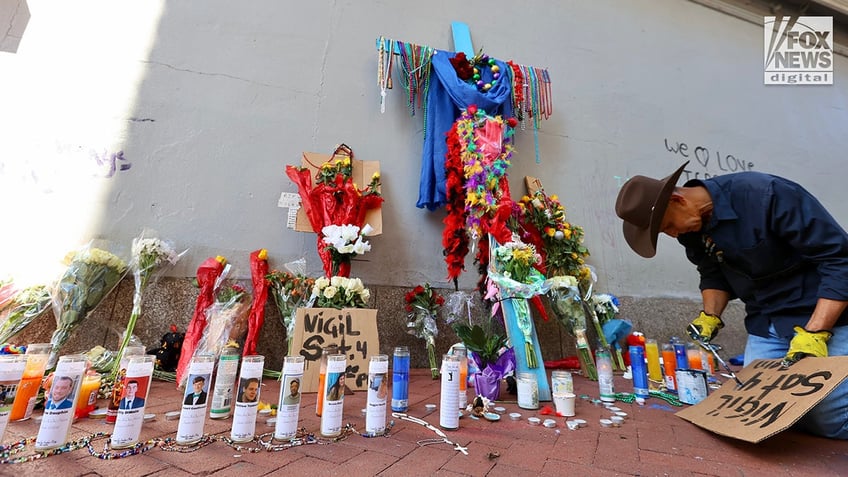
top-left (312, 0), bottom-right (342, 145)
top-left (142, 59), bottom-right (285, 90)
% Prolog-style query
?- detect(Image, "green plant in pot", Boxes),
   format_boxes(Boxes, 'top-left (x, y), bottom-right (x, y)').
top-left (452, 323), bottom-right (514, 401)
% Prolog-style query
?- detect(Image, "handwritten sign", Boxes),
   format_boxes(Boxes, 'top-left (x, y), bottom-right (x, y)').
top-left (288, 308), bottom-right (379, 393)
top-left (676, 357), bottom-right (848, 443)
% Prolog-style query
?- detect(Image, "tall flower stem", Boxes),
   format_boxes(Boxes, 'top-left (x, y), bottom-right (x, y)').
top-left (575, 328), bottom-right (598, 381)
top-left (427, 339), bottom-right (439, 379)
top-left (111, 273), bottom-right (149, 381)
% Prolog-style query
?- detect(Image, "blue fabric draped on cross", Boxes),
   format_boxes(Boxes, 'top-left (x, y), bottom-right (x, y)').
top-left (416, 50), bottom-right (514, 210)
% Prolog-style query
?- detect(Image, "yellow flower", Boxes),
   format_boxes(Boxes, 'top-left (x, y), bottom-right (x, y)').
top-left (563, 229), bottom-right (572, 240)
top-left (545, 227), bottom-right (555, 237)
top-left (550, 194), bottom-right (559, 201)
top-left (258, 249), bottom-right (268, 260)
top-left (372, 172), bottom-right (380, 180)
top-left (216, 255), bottom-right (227, 265)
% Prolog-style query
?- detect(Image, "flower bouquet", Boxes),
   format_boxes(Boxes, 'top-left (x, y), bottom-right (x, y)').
top-left (310, 276), bottom-right (370, 309)
top-left (518, 189), bottom-right (590, 279)
top-left (112, 231), bottom-right (183, 379)
top-left (244, 249), bottom-right (270, 357)
top-left (321, 224), bottom-right (373, 277)
top-left (286, 145), bottom-right (383, 278)
top-left (592, 293), bottom-right (627, 370)
top-left (267, 265), bottom-right (315, 354)
top-left (0, 284), bottom-right (52, 345)
top-left (452, 322), bottom-right (513, 401)
top-left (404, 283), bottom-right (445, 379)
top-left (47, 243), bottom-right (128, 368)
top-left (176, 256), bottom-right (227, 387)
top-left (192, 282), bottom-right (252, 365)
top-left (546, 275), bottom-right (598, 380)
top-left (487, 235), bottom-right (547, 369)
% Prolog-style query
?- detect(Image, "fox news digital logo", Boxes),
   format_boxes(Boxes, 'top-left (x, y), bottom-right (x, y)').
top-left (764, 16), bottom-right (833, 85)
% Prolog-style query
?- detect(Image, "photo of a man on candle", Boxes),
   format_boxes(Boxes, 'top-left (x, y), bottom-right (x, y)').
top-left (183, 375), bottom-right (208, 406)
top-left (119, 380), bottom-right (146, 410)
top-left (45, 376), bottom-right (75, 410)
top-left (282, 377), bottom-right (301, 405)
top-left (238, 377), bottom-right (260, 403)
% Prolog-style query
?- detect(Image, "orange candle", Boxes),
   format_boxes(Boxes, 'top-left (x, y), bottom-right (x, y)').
top-left (75, 371), bottom-right (101, 419)
top-left (686, 343), bottom-right (703, 370)
top-left (661, 343), bottom-right (677, 391)
top-left (9, 343), bottom-right (52, 421)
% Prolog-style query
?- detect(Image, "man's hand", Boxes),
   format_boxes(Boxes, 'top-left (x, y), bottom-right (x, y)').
top-left (687, 311), bottom-right (724, 342)
top-left (783, 326), bottom-right (832, 367)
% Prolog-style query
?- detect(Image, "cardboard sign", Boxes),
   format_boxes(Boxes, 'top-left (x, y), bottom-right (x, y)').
top-left (294, 152), bottom-right (383, 235)
top-left (288, 308), bottom-right (379, 393)
top-left (676, 357), bottom-right (848, 443)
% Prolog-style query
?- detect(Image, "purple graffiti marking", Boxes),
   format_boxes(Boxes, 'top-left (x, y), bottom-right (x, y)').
top-left (92, 150), bottom-right (132, 178)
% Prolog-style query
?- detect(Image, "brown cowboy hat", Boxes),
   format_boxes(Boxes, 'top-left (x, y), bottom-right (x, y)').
top-left (615, 162), bottom-right (688, 258)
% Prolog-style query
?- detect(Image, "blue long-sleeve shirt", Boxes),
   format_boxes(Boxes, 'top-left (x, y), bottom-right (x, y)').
top-left (678, 172), bottom-right (848, 339)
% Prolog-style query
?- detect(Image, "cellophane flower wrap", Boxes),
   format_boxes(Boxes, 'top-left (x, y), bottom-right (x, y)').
top-left (310, 276), bottom-right (370, 309)
top-left (267, 259), bottom-right (315, 354)
top-left (176, 256), bottom-right (227, 387)
top-left (192, 282), bottom-right (252, 365)
top-left (592, 292), bottom-right (626, 370)
top-left (244, 249), bottom-right (270, 357)
top-left (0, 284), bottom-right (52, 345)
top-left (321, 224), bottom-right (373, 277)
top-left (285, 147), bottom-right (383, 278)
top-left (487, 234), bottom-right (548, 369)
top-left (47, 243), bottom-right (128, 368)
top-left (112, 231), bottom-right (184, 379)
top-left (404, 283), bottom-right (445, 379)
top-left (545, 275), bottom-right (598, 380)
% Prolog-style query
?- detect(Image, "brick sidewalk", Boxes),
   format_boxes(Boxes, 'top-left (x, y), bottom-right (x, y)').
top-left (3, 369), bottom-right (846, 476)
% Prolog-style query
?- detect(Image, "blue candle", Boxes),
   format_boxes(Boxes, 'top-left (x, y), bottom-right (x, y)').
top-left (391, 347), bottom-right (410, 412)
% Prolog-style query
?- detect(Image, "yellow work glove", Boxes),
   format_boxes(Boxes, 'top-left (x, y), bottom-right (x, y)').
top-left (687, 311), bottom-right (724, 343)
top-left (783, 326), bottom-right (832, 366)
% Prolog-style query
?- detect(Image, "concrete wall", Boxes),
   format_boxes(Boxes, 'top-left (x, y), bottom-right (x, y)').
top-left (3, 0), bottom-right (841, 367)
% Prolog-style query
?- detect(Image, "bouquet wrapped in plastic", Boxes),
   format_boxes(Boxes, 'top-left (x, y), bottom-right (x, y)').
top-left (47, 243), bottom-right (128, 368)
top-left (486, 235), bottom-right (549, 369)
top-left (244, 249), bottom-right (270, 357)
top-left (176, 256), bottom-right (227, 387)
top-left (0, 284), bottom-right (51, 345)
top-left (193, 282), bottom-right (252, 363)
top-left (320, 224), bottom-right (373, 277)
top-left (267, 258), bottom-right (315, 354)
top-left (546, 275), bottom-right (597, 380)
top-left (404, 283), bottom-right (445, 379)
top-left (286, 145), bottom-right (383, 279)
top-left (112, 230), bottom-right (184, 378)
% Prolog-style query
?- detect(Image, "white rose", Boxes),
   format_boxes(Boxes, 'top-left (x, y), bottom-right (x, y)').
top-left (340, 224), bottom-right (360, 242)
top-left (330, 276), bottom-right (344, 287)
top-left (323, 286), bottom-right (338, 299)
top-left (352, 237), bottom-right (371, 255)
top-left (360, 288), bottom-right (371, 302)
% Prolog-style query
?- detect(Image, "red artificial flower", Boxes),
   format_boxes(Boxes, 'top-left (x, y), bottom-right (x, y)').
top-left (507, 117), bottom-right (518, 128)
top-left (449, 52), bottom-right (474, 80)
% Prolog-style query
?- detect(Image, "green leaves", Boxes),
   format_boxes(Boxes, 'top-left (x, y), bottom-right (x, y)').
top-left (452, 323), bottom-right (507, 367)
